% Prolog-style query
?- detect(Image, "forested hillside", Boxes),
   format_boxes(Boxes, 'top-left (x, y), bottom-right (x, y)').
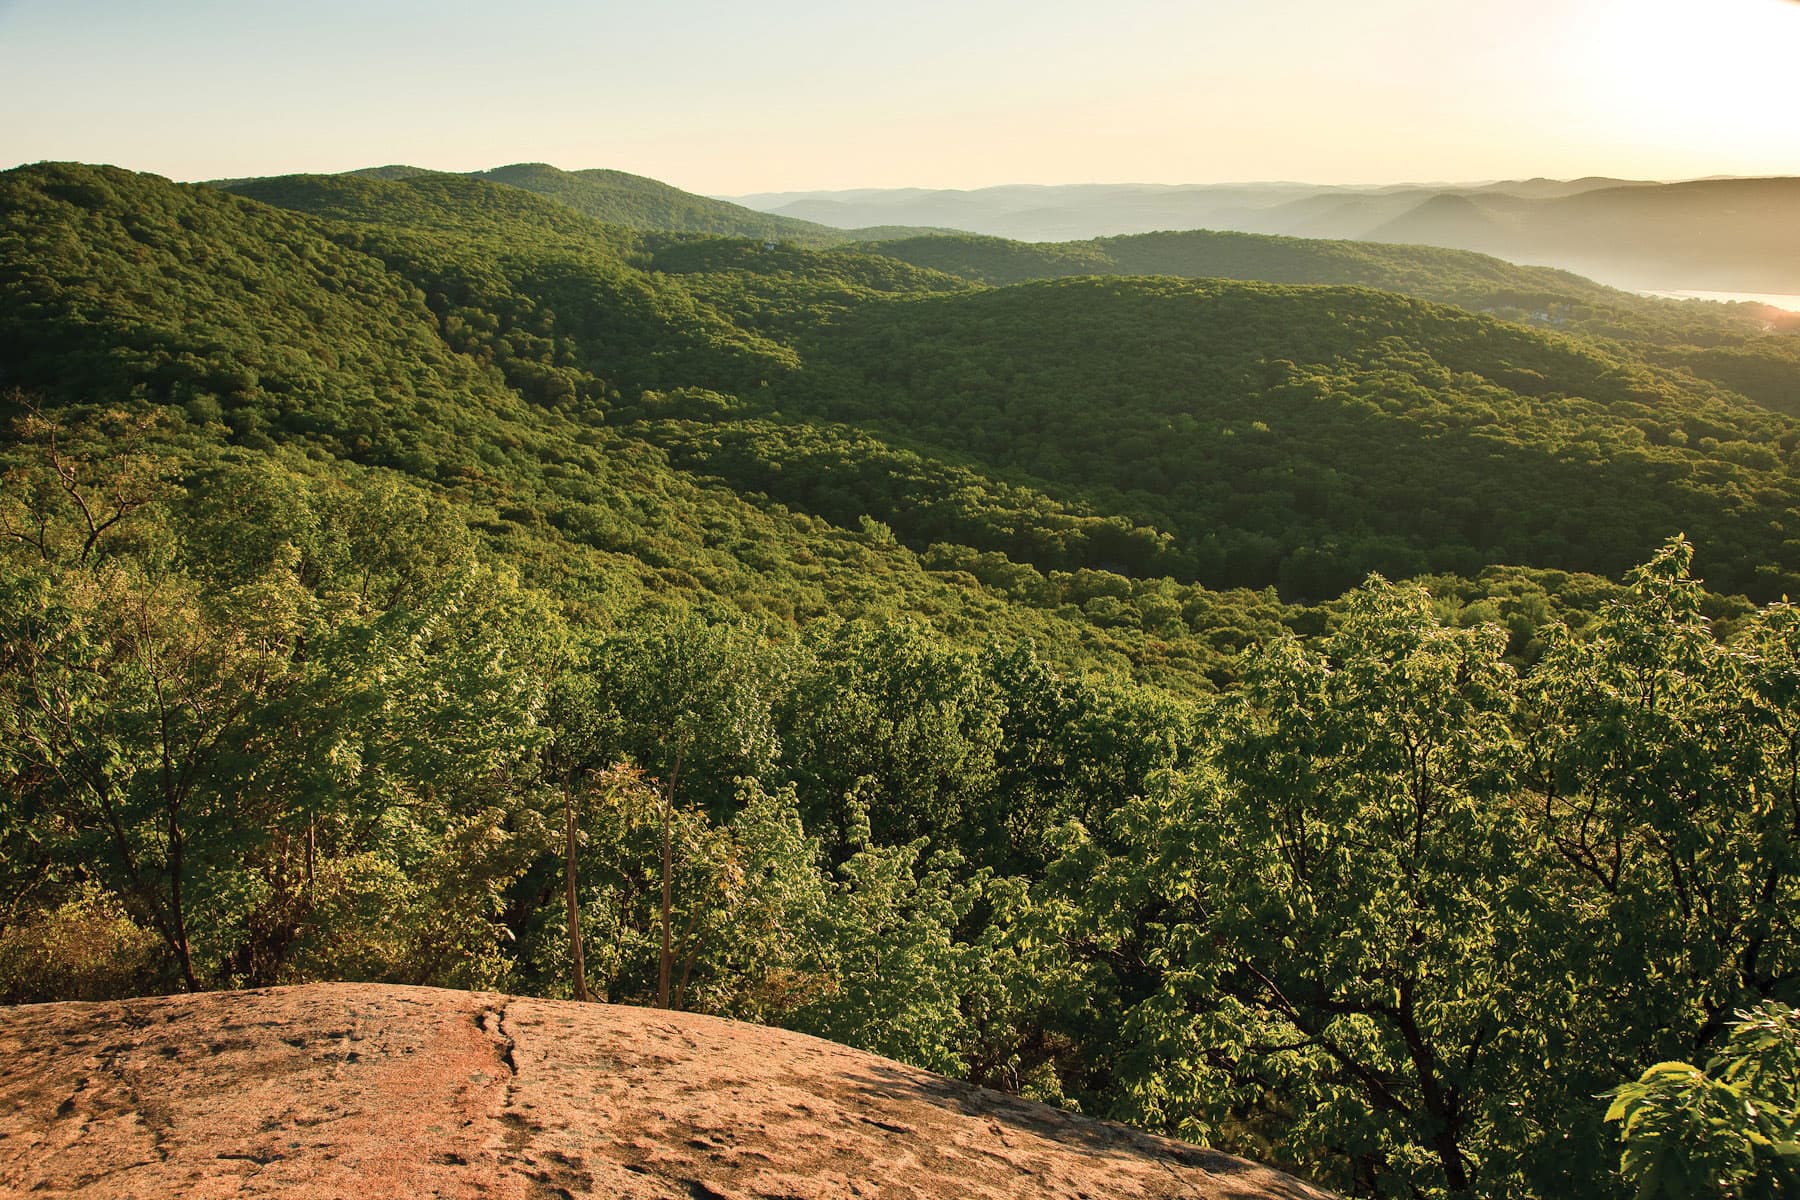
top-left (865, 230), bottom-right (1800, 417)
top-left (6, 164), bottom-right (1269, 681)
top-left (760, 276), bottom-right (1800, 601)
top-left (3, 161), bottom-right (1796, 1200)
top-left (224, 161), bottom-right (941, 247)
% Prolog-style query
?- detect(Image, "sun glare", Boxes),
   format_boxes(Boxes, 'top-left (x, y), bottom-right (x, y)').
top-left (1560, 0), bottom-right (1800, 174)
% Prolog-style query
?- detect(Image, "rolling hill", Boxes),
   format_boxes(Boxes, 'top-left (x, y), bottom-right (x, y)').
top-left (471, 161), bottom-right (851, 244)
top-left (218, 161), bottom-right (950, 247)
top-left (1, 162), bottom-right (1299, 687)
top-left (757, 274), bottom-right (1800, 599)
top-left (858, 228), bottom-right (1800, 416)
top-left (11, 162), bottom-right (1800, 615)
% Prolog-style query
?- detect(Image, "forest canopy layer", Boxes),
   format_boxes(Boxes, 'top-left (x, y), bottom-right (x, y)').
top-left (3, 161), bottom-right (1797, 1199)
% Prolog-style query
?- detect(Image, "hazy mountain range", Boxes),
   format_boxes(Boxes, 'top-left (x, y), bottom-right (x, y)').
top-left (727, 177), bottom-right (1800, 294)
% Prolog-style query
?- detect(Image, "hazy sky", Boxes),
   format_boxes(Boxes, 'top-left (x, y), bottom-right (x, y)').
top-left (2, 0), bottom-right (1796, 193)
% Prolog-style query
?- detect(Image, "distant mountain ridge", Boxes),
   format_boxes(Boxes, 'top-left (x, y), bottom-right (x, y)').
top-left (724, 178), bottom-right (1654, 239)
top-left (728, 176), bottom-right (1800, 293)
top-left (214, 165), bottom-right (1799, 294)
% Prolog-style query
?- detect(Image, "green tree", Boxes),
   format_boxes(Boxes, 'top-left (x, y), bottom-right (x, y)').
top-left (1062, 579), bottom-right (1527, 1196)
top-left (0, 551), bottom-right (310, 990)
top-left (1514, 541), bottom-right (1800, 1194)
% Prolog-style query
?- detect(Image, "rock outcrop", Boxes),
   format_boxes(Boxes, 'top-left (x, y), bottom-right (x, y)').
top-left (0, 983), bottom-right (1336, 1199)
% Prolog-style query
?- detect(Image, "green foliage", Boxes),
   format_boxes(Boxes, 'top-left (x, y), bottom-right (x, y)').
top-left (1026, 542), bottom-right (1800, 1198)
top-left (772, 277), bottom-right (1800, 599)
top-left (1606, 1003), bottom-right (1800, 1198)
top-left (0, 884), bottom-right (163, 1002)
top-left (1647, 339), bottom-right (1800, 420)
top-left (11, 163), bottom-right (1305, 690)
top-left (222, 170), bottom-right (641, 248)
top-left (592, 614), bottom-right (788, 807)
top-left (784, 622), bottom-right (1004, 849)
top-left (1058, 580), bottom-right (1526, 1195)
top-left (0, 408), bottom-right (552, 992)
top-left (789, 828), bottom-right (984, 1075)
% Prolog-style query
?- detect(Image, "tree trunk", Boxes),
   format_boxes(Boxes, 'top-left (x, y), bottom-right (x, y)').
top-left (167, 813), bottom-right (198, 992)
top-left (1394, 984), bottom-right (1470, 1196)
top-left (657, 756), bottom-right (681, 1010)
top-left (657, 787), bottom-right (673, 1009)
top-left (564, 784), bottom-right (590, 1003)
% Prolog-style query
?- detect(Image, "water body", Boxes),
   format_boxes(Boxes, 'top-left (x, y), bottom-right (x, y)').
top-left (1638, 289), bottom-right (1800, 314)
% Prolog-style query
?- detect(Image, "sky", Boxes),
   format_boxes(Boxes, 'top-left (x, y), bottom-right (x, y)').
top-left (1, 0), bottom-right (1797, 194)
